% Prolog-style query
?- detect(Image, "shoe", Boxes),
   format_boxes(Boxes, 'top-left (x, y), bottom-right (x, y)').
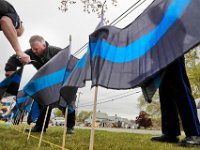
top-left (25, 126), bottom-right (46, 133)
top-left (180, 136), bottom-right (200, 147)
top-left (66, 128), bottom-right (75, 134)
top-left (151, 135), bottom-right (179, 143)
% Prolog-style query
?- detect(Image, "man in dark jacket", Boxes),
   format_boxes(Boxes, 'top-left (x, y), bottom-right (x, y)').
top-left (0, 0), bottom-right (30, 64)
top-left (5, 35), bottom-right (75, 134)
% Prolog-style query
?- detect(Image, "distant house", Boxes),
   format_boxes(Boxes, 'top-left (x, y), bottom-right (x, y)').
top-left (85, 111), bottom-right (108, 127)
top-left (108, 114), bottom-right (131, 128)
top-left (84, 111), bottom-right (132, 128)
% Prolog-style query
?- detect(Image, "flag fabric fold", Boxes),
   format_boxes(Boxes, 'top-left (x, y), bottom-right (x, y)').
top-left (10, 90), bottom-right (33, 124)
top-left (24, 46), bottom-right (71, 105)
top-left (27, 100), bottom-right (41, 124)
top-left (141, 71), bottom-right (164, 102)
top-left (24, 0), bottom-right (200, 104)
top-left (59, 55), bottom-right (79, 105)
top-left (60, 14), bottom-right (106, 107)
top-left (15, 90), bottom-right (33, 111)
top-left (60, 14), bottom-right (104, 91)
top-left (60, 54), bottom-right (88, 103)
top-left (87, 0), bottom-right (200, 99)
top-left (23, 46), bottom-right (79, 106)
top-left (0, 67), bottom-right (23, 99)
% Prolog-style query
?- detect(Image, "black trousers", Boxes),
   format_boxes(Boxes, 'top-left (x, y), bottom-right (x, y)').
top-left (159, 57), bottom-right (200, 137)
top-left (35, 106), bottom-right (52, 129)
top-left (0, 0), bottom-right (9, 15)
top-left (35, 106), bottom-right (75, 129)
top-left (67, 111), bottom-right (76, 129)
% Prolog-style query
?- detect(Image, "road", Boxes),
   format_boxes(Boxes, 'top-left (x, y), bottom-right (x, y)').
top-left (77, 127), bottom-right (185, 135)
top-left (77, 127), bottom-right (161, 135)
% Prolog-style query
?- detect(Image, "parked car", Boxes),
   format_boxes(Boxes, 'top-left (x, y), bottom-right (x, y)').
top-left (52, 117), bottom-right (65, 126)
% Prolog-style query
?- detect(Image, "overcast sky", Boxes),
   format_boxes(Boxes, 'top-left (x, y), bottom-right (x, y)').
top-left (0, 0), bottom-right (154, 119)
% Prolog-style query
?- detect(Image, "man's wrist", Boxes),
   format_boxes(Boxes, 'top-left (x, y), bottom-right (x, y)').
top-left (15, 50), bottom-right (22, 55)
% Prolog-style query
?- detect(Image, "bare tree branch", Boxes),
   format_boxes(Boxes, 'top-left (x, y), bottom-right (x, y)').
top-left (58, 0), bottom-right (118, 24)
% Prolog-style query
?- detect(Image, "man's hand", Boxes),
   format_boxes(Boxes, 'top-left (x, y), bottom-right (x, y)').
top-left (13, 96), bottom-right (16, 101)
top-left (5, 71), bottom-right (15, 77)
top-left (16, 51), bottom-right (31, 64)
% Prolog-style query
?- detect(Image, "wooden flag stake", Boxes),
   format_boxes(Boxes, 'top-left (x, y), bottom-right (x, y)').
top-left (61, 35), bottom-right (71, 150)
top-left (14, 111), bottom-right (21, 131)
top-left (89, 86), bottom-right (98, 150)
top-left (62, 105), bottom-right (68, 150)
top-left (24, 100), bottom-right (34, 134)
top-left (27, 124), bottom-right (32, 140)
top-left (38, 105), bottom-right (50, 147)
top-left (19, 110), bottom-right (25, 132)
top-left (23, 123), bottom-right (27, 134)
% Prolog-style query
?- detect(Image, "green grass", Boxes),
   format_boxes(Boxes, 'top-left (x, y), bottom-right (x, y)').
top-left (0, 123), bottom-right (199, 150)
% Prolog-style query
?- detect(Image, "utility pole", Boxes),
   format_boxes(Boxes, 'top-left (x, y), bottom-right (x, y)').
top-left (75, 92), bottom-right (83, 125)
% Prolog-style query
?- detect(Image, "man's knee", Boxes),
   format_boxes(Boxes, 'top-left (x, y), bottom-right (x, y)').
top-left (0, 16), bottom-right (12, 26)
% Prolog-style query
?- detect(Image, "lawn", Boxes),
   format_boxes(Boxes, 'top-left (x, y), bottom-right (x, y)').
top-left (0, 122), bottom-right (199, 150)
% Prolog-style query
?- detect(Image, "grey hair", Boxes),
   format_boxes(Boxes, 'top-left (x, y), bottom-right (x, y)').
top-left (29, 35), bottom-right (45, 45)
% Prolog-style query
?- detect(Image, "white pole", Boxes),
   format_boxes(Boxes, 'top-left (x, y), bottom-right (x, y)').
top-left (89, 86), bottom-right (98, 150)
top-left (38, 106), bottom-right (50, 148)
top-left (62, 106), bottom-right (68, 150)
top-left (75, 92), bottom-right (82, 126)
top-left (76, 92), bottom-right (82, 114)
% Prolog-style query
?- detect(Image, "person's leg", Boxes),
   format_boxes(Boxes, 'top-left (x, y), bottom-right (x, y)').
top-left (67, 111), bottom-right (75, 134)
top-left (159, 61), bottom-right (181, 136)
top-left (44, 108), bottom-right (52, 129)
top-left (34, 106), bottom-right (52, 131)
top-left (175, 58), bottom-right (200, 137)
top-left (151, 60), bottom-right (181, 143)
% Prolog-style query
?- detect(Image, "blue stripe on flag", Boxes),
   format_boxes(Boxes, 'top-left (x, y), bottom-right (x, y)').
top-left (0, 74), bottom-right (21, 87)
top-left (30, 101), bottom-right (40, 122)
top-left (25, 101), bottom-right (32, 112)
top-left (24, 68), bottom-right (70, 96)
top-left (75, 54), bottom-right (87, 69)
top-left (16, 95), bottom-right (29, 105)
top-left (89, 0), bottom-right (191, 63)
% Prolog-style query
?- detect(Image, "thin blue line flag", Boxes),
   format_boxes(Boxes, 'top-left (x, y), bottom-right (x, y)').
top-left (0, 67), bottom-right (23, 99)
top-left (24, 46), bottom-right (78, 106)
top-left (88, 0), bottom-right (200, 99)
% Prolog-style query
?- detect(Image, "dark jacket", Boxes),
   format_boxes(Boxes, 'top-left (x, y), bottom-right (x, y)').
top-left (0, 0), bottom-right (21, 30)
top-left (5, 42), bottom-right (62, 71)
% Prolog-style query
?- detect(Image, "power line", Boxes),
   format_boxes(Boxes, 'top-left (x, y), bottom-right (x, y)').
top-left (73, 43), bottom-right (88, 56)
top-left (72, 0), bottom-right (149, 56)
top-left (80, 91), bottom-right (133, 106)
top-left (112, 0), bottom-right (150, 26)
top-left (80, 88), bottom-right (141, 106)
top-left (110, 0), bottom-right (147, 26)
top-left (79, 90), bottom-right (141, 108)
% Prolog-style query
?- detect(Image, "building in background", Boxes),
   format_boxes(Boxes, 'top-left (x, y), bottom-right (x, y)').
top-left (84, 111), bottom-right (134, 128)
